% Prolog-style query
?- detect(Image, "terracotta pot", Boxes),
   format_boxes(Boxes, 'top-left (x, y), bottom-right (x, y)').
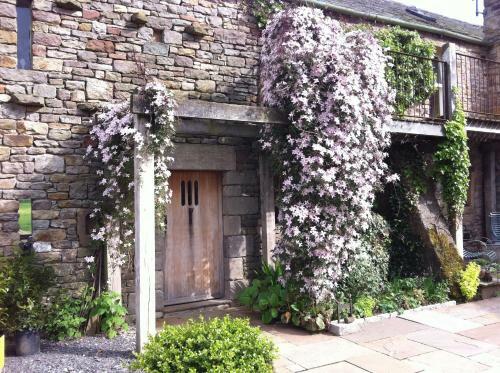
top-left (14, 330), bottom-right (40, 356)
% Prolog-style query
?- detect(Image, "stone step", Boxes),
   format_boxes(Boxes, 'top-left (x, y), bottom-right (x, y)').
top-left (161, 299), bottom-right (232, 316)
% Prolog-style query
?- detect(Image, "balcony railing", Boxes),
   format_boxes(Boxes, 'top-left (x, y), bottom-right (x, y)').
top-left (456, 53), bottom-right (500, 121)
top-left (387, 51), bottom-right (449, 122)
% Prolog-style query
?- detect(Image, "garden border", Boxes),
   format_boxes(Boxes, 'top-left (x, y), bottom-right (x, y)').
top-left (328, 300), bottom-right (456, 336)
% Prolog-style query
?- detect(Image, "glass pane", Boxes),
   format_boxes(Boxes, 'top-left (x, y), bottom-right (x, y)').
top-left (17, 4), bottom-right (32, 70)
top-left (19, 199), bottom-right (32, 235)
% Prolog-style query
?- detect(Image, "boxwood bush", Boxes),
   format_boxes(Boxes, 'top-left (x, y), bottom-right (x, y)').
top-left (131, 316), bottom-right (276, 373)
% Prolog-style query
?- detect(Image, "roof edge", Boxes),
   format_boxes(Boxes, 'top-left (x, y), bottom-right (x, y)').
top-left (302, 0), bottom-right (489, 46)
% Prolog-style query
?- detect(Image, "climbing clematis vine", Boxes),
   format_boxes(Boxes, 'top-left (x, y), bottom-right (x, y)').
top-left (86, 81), bottom-right (176, 267)
top-left (260, 7), bottom-right (394, 302)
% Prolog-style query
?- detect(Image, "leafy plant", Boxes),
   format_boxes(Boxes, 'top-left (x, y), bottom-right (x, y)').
top-left (434, 102), bottom-right (470, 218)
top-left (90, 291), bottom-right (128, 338)
top-left (0, 250), bottom-right (55, 333)
top-left (339, 214), bottom-right (390, 299)
top-left (459, 262), bottom-right (481, 301)
top-left (284, 296), bottom-right (333, 332)
top-left (238, 262), bottom-right (287, 324)
top-left (354, 295), bottom-right (376, 318)
top-left (248, 0), bottom-right (284, 28)
top-left (376, 26), bottom-right (436, 115)
top-left (131, 316), bottom-right (277, 373)
top-left (421, 277), bottom-right (450, 304)
top-left (44, 287), bottom-right (93, 341)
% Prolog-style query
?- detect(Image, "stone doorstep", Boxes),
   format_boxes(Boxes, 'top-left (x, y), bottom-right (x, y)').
top-left (160, 299), bottom-right (232, 316)
top-left (329, 301), bottom-right (456, 336)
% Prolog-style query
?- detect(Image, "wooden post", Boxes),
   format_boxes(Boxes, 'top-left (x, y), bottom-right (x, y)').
top-left (442, 42), bottom-right (457, 118)
top-left (134, 115), bottom-right (156, 352)
top-left (259, 153), bottom-right (275, 264)
top-left (484, 147), bottom-right (496, 240)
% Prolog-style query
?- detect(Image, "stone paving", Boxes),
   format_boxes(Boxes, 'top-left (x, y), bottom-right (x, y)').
top-left (265, 297), bottom-right (500, 372)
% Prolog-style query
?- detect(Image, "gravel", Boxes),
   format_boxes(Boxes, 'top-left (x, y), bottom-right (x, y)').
top-left (4, 330), bottom-right (136, 373)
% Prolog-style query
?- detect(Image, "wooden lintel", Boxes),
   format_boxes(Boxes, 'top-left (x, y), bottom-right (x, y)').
top-left (388, 121), bottom-right (444, 137)
top-left (132, 95), bottom-right (287, 124)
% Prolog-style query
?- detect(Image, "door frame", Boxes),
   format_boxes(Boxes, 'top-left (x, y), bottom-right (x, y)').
top-left (162, 170), bottom-right (225, 306)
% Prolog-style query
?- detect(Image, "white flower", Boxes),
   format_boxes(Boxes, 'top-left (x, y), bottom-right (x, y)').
top-left (84, 256), bottom-right (95, 263)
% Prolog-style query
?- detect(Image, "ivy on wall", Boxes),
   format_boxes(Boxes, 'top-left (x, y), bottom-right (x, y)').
top-left (375, 26), bottom-right (437, 116)
top-left (248, 0), bottom-right (285, 28)
top-left (434, 102), bottom-right (470, 218)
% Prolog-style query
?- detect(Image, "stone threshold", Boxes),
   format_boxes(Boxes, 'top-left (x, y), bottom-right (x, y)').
top-left (161, 299), bottom-right (232, 316)
top-left (329, 300), bottom-right (456, 336)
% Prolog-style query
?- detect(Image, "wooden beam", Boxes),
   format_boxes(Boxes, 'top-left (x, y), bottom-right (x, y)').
top-left (442, 42), bottom-right (458, 118)
top-left (131, 95), bottom-right (287, 124)
top-left (134, 115), bottom-right (156, 352)
top-left (388, 121), bottom-right (444, 137)
top-left (484, 148), bottom-right (496, 240)
top-left (259, 153), bottom-right (275, 264)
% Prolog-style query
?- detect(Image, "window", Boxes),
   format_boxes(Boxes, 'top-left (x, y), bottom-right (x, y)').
top-left (18, 199), bottom-right (32, 236)
top-left (17, 0), bottom-right (32, 70)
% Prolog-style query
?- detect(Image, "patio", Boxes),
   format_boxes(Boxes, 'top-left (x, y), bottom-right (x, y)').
top-left (4, 297), bottom-right (500, 372)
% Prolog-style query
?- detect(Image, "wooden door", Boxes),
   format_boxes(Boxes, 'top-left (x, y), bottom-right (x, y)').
top-left (164, 171), bottom-right (223, 305)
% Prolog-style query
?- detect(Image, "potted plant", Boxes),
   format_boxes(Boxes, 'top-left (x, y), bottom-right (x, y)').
top-left (0, 249), bottom-right (54, 356)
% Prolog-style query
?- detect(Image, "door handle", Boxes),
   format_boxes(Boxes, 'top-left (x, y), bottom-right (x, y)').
top-left (188, 207), bottom-right (193, 225)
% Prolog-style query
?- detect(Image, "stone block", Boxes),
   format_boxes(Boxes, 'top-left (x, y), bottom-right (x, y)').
top-left (222, 171), bottom-right (258, 185)
top-left (223, 197), bottom-right (259, 215)
top-left (131, 11), bottom-right (148, 25)
top-left (32, 10), bottom-right (61, 24)
top-left (0, 56), bottom-right (16, 68)
top-left (225, 279), bottom-right (249, 299)
top-left (0, 68), bottom-right (47, 83)
top-left (113, 60), bottom-right (139, 74)
top-left (34, 229), bottom-right (66, 242)
top-left (86, 39), bottom-right (115, 53)
top-left (33, 57), bottom-right (63, 71)
top-left (55, 0), bottom-right (83, 11)
top-left (0, 30), bottom-right (16, 44)
top-left (10, 94), bottom-right (45, 107)
top-left (3, 134), bottom-right (33, 147)
top-left (174, 56), bottom-right (193, 68)
top-left (224, 257), bottom-right (244, 280)
top-left (0, 200), bottom-right (19, 213)
top-left (32, 210), bottom-right (59, 220)
top-left (0, 231), bottom-right (19, 246)
top-left (34, 154), bottom-right (65, 173)
top-left (196, 80), bottom-right (216, 93)
top-left (70, 182), bottom-right (87, 199)
top-left (18, 121), bottom-right (49, 135)
top-left (185, 22), bottom-right (213, 37)
top-left (223, 215), bottom-right (241, 235)
top-left (33, 84), bottom-right (57, 98)
top-left (0, 3), bottom-right (16, 17)
top-left (224, 235), bottom-right (254, 258)
top-left (143, 42), bottom-right (169, 56)
top-left (33, 33), bottom-right (62, 47)
top-left (0, 147), bottom-right (10, 161)
top-left (163, 30), bottom-right (183, 45)
top-left (1, 162), bottom-right (23, 174)
top-left (0, 178), bottom-right (15, 188)
top-left (86, 78), bottom-right (113, 100)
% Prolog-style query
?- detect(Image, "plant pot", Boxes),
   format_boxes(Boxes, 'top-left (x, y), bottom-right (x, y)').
top-left (14, 330), bottom-right (40, 356)
top-left (0, 334), bottom-right (4, 371)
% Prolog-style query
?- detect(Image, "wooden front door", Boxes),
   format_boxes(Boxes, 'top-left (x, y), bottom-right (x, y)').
top-left (164, 171), bottom-right (223, 305)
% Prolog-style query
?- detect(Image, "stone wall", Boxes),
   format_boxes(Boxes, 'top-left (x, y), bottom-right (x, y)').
top-left (0, 0), bottom-right (261, 293)
top-left (122, 131), bottom-right (261, 317)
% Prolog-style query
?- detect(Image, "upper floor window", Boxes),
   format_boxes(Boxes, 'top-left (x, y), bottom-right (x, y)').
top-left (17, 0), bottom-right (32, 70)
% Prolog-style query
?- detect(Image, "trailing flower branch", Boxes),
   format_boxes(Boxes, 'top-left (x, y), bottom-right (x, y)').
top-left (260, 7), bottom-right (394, 302)
top-left (86, 81), bottom-right (176, 266)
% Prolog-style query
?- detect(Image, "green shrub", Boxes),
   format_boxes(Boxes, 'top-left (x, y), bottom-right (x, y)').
top-left (284, 296), bottom-right (333, 332)
top-left (421, 277), bottom-right (450, 304)
top-left (0, 250), bottom-right (54, 333)
top-left (339, 214), bottom-right (390, 299)
top-left (131, 316), bottom-right (277, 373)
top-left (44, 287), bottom-right (93, 341)
top-left (459, 262), bottom-right (481, 301)
top-left (354, 295), bottom-right (376, 318)
top-left (238, 262), bottom-right (287, 324)
top-left (90, 291), bottom-right (128, 338)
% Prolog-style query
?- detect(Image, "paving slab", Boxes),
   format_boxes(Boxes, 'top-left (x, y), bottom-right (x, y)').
top-left (406, 328), bottom-right (497, 357)
top-left (469, 313), bottom-right (500, 326)
top-left (408, 350), bottom-right (490, 372)
top-left (362, 335), bottom-right (436, 360)
top-left (273, 356), bottom-right (306, 373)
top-left (459, 324), bottom-right (500, 346)
top-left (399, 310), bottom-right (483, 332)
top-left (342, 317), bottom-right (428, 344)
top-left (470, 348), bottom-right (500, 368)
top-left (280, 338), bottom-right (372, 369)
top-left (347, 350), bottom-right (420, 373)
top-left (307, 362), bottom-right (368, 372)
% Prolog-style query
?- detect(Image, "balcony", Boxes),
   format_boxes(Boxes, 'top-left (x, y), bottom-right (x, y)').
top-left (388, 48), bottom-right (500, 137)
